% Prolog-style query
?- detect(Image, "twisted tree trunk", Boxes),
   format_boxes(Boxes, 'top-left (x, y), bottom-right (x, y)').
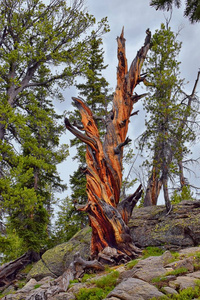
top-left (65, 28), bottom-right (151, 262)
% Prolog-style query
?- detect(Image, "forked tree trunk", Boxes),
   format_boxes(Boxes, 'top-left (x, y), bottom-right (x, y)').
top-left (65, 29), bottom-right (151, 262)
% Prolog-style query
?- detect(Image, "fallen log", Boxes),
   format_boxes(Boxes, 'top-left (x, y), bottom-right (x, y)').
top-left (0, 251), bottom-right (39, 290)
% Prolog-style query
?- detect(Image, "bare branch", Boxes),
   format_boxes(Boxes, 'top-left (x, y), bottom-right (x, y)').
top-left (131, 93), bottom-right (148, 103)
top-left (64, 118), bottom-right (97, 151)
top-left (114, 137), bottom-right (132, 154)
top-left (130, 110), bottom-right (139, 117)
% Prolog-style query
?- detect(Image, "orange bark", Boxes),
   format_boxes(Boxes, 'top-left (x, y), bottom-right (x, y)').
top-left (65, 28), bottom-right (151, 261)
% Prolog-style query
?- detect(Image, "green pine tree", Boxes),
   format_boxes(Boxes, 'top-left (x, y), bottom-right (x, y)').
top-left (0, 66), bottom-right (69, 257)
top-left (0, 0), bottom-right (109, 259)
top-left (59, 32), bottom-right (111, 239)
top-left (139, 23), bottom-right (198, 211)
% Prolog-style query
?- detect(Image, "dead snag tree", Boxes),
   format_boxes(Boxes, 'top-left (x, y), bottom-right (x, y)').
top-left (65, 28), bottom-right (151, 263)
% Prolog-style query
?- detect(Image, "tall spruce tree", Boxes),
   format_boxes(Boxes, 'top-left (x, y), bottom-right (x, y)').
top-left (0, 0), bottom-right (108, 259)
top-left (59, 32), bottom-right (111, 238)
top-left (0, 66), bottom-right (69, 258)
top-left (139, 23), bottom-right (198, 211)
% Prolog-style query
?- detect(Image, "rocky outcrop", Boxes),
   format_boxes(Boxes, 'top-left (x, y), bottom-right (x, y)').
top-left (1, 199), bottom-right (198, 299)
top-left (130, 200), bottom-right (200, 250)
top-left (2, 247), bottom-right (200, 299)
top-left (0, 199), bottom-right (198, 292)
top-left (27, 200), bottom-right (200, 281)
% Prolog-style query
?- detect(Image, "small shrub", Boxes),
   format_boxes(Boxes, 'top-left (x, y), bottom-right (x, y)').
top-left (68, 279), bottom-right (79, 289)
top-left (171, 252), bottom-right (180, 260)
top-left (194, 261), bottom-right (200, 271)
top-left (70, 279), bottom-right (79, 284)
top-left (104, 265), bottom-right (112, 273)
top-left (20, 263), bottom-right (34, 275)
top-left (171, 186), bottom-right (194, 205)
top-left (164, 252), bottom-right (180, 264)
top-left (69, 279), bottom-right (79, 284)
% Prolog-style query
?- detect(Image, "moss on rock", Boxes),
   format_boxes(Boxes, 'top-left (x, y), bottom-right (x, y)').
top-left (27, 226), bottom-right (92, 280)
top-left (27, 259), bottom-right (55, 281)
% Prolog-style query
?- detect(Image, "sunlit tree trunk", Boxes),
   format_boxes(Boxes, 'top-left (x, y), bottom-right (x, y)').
top-left (65, 29), bottom-right (151, 262)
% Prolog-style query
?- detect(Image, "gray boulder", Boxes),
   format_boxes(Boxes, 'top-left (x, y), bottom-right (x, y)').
top-left (121, 251), bottom-right (173, 282)
top-left (106, 278), bottom-right (164, 300)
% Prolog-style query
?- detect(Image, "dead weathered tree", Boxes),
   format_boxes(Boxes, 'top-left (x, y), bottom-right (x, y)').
top-left (65, 28), bottom-right (151, 262)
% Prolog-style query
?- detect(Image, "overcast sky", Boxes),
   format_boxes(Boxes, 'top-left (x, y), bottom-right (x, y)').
top-left (56, 0), bottom-right (200, 204)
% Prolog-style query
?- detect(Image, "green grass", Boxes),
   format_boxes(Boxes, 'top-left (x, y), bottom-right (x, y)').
top-left (17, 279), bottom-right (26, 289)
top-left (104, 265), bottom-right (113, 273)
top-left (170, 252), bottom-right (180, 260)
top-left (151, 276), bottom-right (168, 283)
top-left (69, 279), bottom-right (79, 284)
top-left (142, 247), bottom-right (165, 258)
top-left (126, 259), bottom-right (139, 270)
top-left (34, 284), bottom-right (42, 289)
top-left (151, 280), bottom-right (200, 299)
top-left (75, 271), bottom-right (119, 300)
top-left (81, 273), bottom-right (96, 283)
top-left (20, 263), bottom-right (34, 274)
top-left (93, 270), bottom-right (119, 288)
top-left (75, 286), bottom-right (112, 300)
top-left (165, 267), bottom-right (188, 276)
top-left (151, 267), bottom-right (189, 288)
top-left (194, 261), bottom-right (200, 271)
top-left (187, 251), bottom-right (200, 271)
